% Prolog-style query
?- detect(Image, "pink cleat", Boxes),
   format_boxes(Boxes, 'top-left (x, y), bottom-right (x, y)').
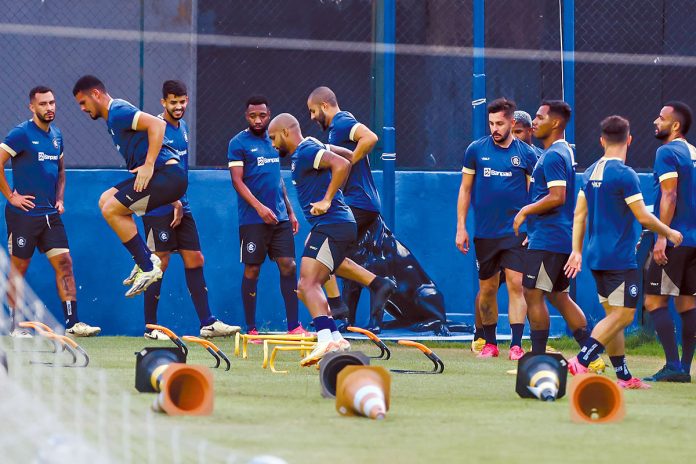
top-left (288, 323), bottom-right (311, 336)
top-left (477, 343), bottom-right (500, 358)
top-left (567, 356), bottom-right (589, 376)
top-left (508, 345), bottom-right (525, 361)
top-left (247, 328), bottom-right (262, 344)
top-left (616, 377), bottom-right (651, 390)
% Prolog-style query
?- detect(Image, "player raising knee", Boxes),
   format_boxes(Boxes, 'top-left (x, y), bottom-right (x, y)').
top-left (564, 115), bottom-right (683, 389)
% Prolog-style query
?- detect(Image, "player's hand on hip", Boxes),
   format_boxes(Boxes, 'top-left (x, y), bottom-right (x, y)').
top-left (170, 201), bottom-right (183, 228)
top-left (455, 227), bottom-right (470, 254)
top-left (289, 213), bottom-right (299, 235)
top-left (564, 251), bottom-right (582, 278)
top-left (55, 200), bottom-right (65, 215)
top-left (310, 199), bottom-right (331, 216)
top-left (652, 235), bottom-right (668, 265)
top-left (667, 229), bottom-right (683, 248)
top-left (9, 190), bottom-right (35, 211)
top-left (130, 163), bottom-right (154, 192)
top-left (257, 205), bottom-right (279, 225)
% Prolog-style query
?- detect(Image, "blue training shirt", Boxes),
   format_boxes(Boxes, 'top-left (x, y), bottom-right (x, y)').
top-left (227, 129), bottom-right (288, 226)
top-left (327, 111), bottom-right (381, 213)
top-left (653, 139), bottom-right (696, 248)
top-left (1, 120), bottom-right (63, 217)
top-left (580, 157), bottom-right (644, 270)
top-left (462, 136), bottom-right (537, 239)
top-left (290, 137), bottom-right (355, 228)
top-left (106, 99), bottom-right (179, 171)
top-left (528, 140), bottom-right (576, 254)
top-left (146, 118), bottom-right (191, 217)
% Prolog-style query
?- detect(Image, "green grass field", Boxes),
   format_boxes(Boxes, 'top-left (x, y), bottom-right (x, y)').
top-left (3, 335), bottom-right (696, 463)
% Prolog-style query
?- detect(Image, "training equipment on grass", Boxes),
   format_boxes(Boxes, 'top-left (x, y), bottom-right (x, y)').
top-left (515, 353), bottom-right (568, 401)
top-left (262, 339), bottom-right (315, 371)
top-left (19, 322), bottom-right (90, 367)
top-left (234, 331), bottom-right (316, 359)
top-left (346, 326), bottom-right (391, 359)
top-left (569, 373), bottom-right (625, 423)
top-left (134, 347), bottom-right (213, 416)
top-left (182, 336), bottom-right (231, 371)
top-left (146, 324), bottom-right (189, 356)
top-left (336, 365), bottom-right (391, 420)
top-left (319, 351), bottom-right (370, 398)
top-left (391, 340), bottom-right (444, 374)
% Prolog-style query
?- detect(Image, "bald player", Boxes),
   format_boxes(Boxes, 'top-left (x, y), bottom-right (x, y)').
top-left (267, 113), bottom-right (395, 366)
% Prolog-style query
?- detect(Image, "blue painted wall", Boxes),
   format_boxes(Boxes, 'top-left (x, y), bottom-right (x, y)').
top-left (1, 169), bottom-right (657, 336)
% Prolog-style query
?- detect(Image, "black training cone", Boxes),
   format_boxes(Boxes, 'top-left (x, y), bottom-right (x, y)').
top-left (515, 352), bottom-right (568, 401)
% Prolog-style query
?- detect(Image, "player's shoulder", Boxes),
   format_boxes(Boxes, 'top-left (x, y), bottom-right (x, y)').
top-left (466, 136), bottom-right (490, 152)
top-left (299, 136), bottom-right (325, 152)
top-left (656, 141), bottom-right (686, 160)
top-left (335, 110), bottom-right (358, 124)
top-left (5, 120), bottom-right (32, 139)
top-left (111, 98), bottom-right (137, 111)
top-left (229, 128), bottom-right (251, 145)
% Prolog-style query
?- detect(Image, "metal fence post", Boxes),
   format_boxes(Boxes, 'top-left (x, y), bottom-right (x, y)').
top-left (562, 0), bottom-right (575, 143)
top-left (472, 0), bottom-right (486, 140)
top-left (380, 0), bottom-right (396, 230)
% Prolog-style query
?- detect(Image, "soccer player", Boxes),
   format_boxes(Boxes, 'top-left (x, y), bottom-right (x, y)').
top-left (643, 101), bottom-right (696, 382)
top-left (0, 86), bottom-right (100, 337)
top-left (72, 75), bottom-right (187, 297)
top-left (564, 115), bottom-right (683, 389)
top-left (267, 113), bottom-right (395, 366)
top-left (512, 101), bottom-right (603, 372)
top-left (134, 80), bottom-right (239, 340)
top-left (228, 96), bottom-right (306, 338)
top-left (512, 110), bottom-right (544, 158)
top-left (307, 86), bottom-right (380, 328)
top-left (456, 98), bottom-right (537, 360)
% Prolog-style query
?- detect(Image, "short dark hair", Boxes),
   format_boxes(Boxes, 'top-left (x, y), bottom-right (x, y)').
top-left (29, 86), bottom-right (53, 101)
top-left (541, 100), bottom-right (572, 128)
top-left (246, 95), bottom-right (269, 109)
top-left (72, 75), bottom-right (106, 96)
top-left (162, 80), bottom-right (187, 99)
top-left (664, 100), bottom-right (693, 135)
top-left (487, 98), bottom-right (516, 118)
top-left (600, 115), bottom-right (630, 144)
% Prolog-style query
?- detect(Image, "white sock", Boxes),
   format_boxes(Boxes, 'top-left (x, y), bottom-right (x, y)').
top-left (317, 329), bottom-right (333, 344)
top-left (331, 331), bottom-right (344, 342)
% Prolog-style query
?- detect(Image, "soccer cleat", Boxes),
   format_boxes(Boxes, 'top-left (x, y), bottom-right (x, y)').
top-left (336, 338), bottom-right (351, 352)
top-left (567, 356), bottom-right (589, 376)
top-left (287, 324), bottom-right (311, 336)
top-left (616, 377), bottom-right (651, 389)
top-left (300, 340), bottom-right (340, 367)
top-left (643, 365), bottom-right (691, 383)
top-left (144, 329), bottom-right (170, 341)
top-left (247, 328), bottom-right (263, 344)
top-left (508, 345), bottom-right (525, 361)
top-left (125, 255), bottom-right (163, 298)
top-left (471, 338), bottom-right (486, 354)
top-left (200, 320), bottom-right (241, 339)
top-left (10, 328), bottom-right (32, 338)
top-left (477, 343), bottom-right (500, 358)
top-left (122, 263), bottom-right (140, 286)
top-left (66, 322), bottom-right (101, 337)
top-left (588, 357), bottom-right (607, 374)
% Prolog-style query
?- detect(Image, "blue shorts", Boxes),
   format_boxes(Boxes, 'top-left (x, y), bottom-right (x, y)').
top-left (302, 223), bottom-right (357, 274)
top-left (591, 269), bottom-right (639, 308)
top-left (113, 163), bottom-right (188, 217)
top-left (142, 211), bottom-right (200, 252)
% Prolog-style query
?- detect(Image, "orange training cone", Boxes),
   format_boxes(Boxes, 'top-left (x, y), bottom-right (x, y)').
top-left (151, 363), bottom-right (213, 416)
top-left (335, 365), bottom-right (390, 420)
top-left (569, 373), bottom-right (625, 424)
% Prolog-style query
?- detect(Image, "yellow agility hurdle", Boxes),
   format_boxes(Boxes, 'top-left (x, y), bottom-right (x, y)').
top-left (234, 332), bottom-right (316, 359)
top-left (262, 339), bottom-right (316, 369)
top-left (268, 345), bottom-right (318, 374)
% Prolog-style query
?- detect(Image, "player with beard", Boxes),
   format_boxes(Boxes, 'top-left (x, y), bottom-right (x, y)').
top-left (228, 96), bottom-right (306, 338)
top-left (0, 86), bottom-right (100, 337)
top-left (131, 80), bottom-right (240, 340)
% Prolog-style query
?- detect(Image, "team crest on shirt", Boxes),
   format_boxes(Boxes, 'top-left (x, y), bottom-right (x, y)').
top-left (52, 138), bottom-right (59, 149)
top-left (628, 284), bottom-right (638, 298)
top-left (16, 236), bottom-right (26, 248)
top-left (159, 231), bottom-right (169, 242)
top-left (247, 242), bottom-right (256, 253)
top-left (511, 155), bottom-right (521, 167)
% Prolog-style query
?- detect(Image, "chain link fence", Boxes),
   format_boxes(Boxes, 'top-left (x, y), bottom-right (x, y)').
top-left (1, 1), bottom-right (696, 170)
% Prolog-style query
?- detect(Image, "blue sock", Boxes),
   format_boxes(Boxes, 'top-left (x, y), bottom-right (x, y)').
top-left (280, 273), bottom-right (299, 331)
top-left (242, 277), bottom-right (258, 331)
top-left (510, 323), bottom-right (524, 348)
top-left (609, 355), bottom-right (632, 381)
top-left (650, 307), bottom-right (680, 369)
top-left (578, 337), bottom-right (604, 367)
top-left (123, 235), bottom-right (153, 271)
top-left (313, 315), bottom-right (332, 332)
top-left (144, 279), bottom-right (162, 327)
top-left (62, 301), bottom-right (78, 328)
top-left (474, 326), bottom-right (484, 341)
top-left (680, 308), bottom-right (696, 373)
top-left (530, 329), bottom-right (549, 354)
top-left (483, 324), bottom-right (497, 346)
top-left (185, 267), bottom-right (215, 327)
top-left (327, 317), bottom-right (338, 332)
top-left (572, 327), bottom-right (598, 361)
